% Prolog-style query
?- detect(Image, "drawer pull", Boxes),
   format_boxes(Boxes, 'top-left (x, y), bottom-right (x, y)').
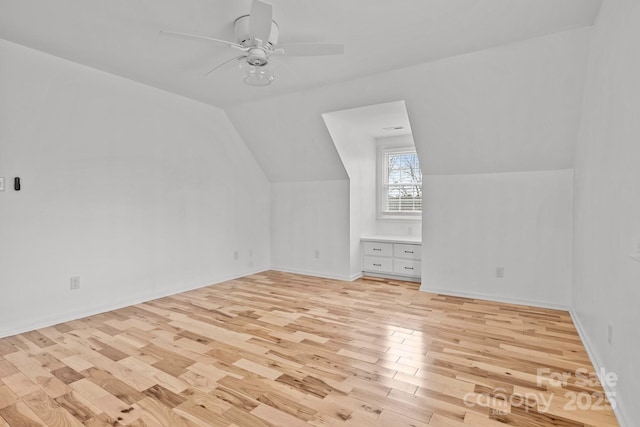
top-left (404, 250), bottom-right (414, 254)
top-left (373, 248), bottom-right (382, 251)
top-left (404, 267), bottom-right (414, 270)
top-left (373, 263), bottom-right (382, 267)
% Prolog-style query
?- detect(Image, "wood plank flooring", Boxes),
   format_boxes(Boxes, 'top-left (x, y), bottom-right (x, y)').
top-left (0, 271), bottom-right (619, 426)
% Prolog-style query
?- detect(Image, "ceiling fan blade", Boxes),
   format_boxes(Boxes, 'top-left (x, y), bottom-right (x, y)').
top-left (278, 43), bottom-right (344, 56)
top-left (160, 30), bottom-right (243, 49)
top-left (204, 55), bottom-right (246, 77)
top-left (249, 0), bottom-right (273, 42)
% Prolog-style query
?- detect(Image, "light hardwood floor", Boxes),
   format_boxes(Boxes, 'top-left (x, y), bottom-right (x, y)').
top-left (0, 271), bottom-right (619, 426)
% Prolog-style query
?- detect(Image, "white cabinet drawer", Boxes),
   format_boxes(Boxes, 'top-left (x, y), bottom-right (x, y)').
top-left (363, 242), bottom-right (393, 257)
top-left (393, 243), bottom-right (421, 260)
top-left (361, 238), bottom-right (422, 279)
top-left (393, 259), bottom-right (421, 277)
top-left (363, 256), bottom-right (393, 273)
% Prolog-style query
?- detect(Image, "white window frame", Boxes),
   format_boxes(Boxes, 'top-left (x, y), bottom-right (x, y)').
top-left (377, 144), bottom-right (422, 219)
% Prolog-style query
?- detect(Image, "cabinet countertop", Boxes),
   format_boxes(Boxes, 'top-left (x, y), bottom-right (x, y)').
top-left (361, 235), bottom-right (422, 244)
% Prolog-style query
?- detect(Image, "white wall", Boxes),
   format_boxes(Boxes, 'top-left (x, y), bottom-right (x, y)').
top-left (228, 29), bottom-right (588, 287)
top-left (270, 180), bottom-right (352, 280)
top-left (0, 39), bottom-right (270, 337)
top-left (572, 1), bottom-right (640, 424)
top-left (420, 170), bottom-right (573, 308)
top-left (322, 113), bottom-right (376, 277)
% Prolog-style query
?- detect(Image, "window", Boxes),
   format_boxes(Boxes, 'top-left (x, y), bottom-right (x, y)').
top-left (380, 147), bottom-right (422, 215)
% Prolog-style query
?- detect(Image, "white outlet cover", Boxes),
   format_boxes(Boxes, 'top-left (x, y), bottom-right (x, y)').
top-left (0, 177), bottom-right (4, 191)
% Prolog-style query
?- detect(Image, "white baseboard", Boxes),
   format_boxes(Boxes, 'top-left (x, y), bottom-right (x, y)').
top-left (419, 286), bottom-right (570, 311)
top-left (271, 266), bottom-right (359, 282)
top-left (0, 267), bottom-right (269, 339)
top-left (348, 272), bottom-right (364, 281)
top-left (362, 272), bottom-right (421, 283)
top-left (569, 309), bottom-right (630, 427)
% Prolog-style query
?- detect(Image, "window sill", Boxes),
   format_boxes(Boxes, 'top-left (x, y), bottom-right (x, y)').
top-left (377, 214), bottom-right (422, 221)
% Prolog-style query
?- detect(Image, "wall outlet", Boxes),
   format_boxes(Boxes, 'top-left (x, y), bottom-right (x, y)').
top-left (70, 276), bottom-right (80, 290)
top-left (314, 250), bottom-right (320, 259)
top-left (233, 251), bottom-right (239, 260)
top-left (631, 239), bottom-right (640, 263)
top-left (608, 323), bottom-right (613, 345)
top-left (496, 267), bottom-right (504, 278)
top-left (0, 177), bottom-right (4, 191)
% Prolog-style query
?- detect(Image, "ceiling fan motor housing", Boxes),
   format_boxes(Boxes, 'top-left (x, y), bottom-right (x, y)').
top-left (234, 15), bottom-right (280, 48)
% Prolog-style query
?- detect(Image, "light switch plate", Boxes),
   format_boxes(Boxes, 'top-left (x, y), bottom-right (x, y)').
top-left (0, 177), bottom-right (5, 191)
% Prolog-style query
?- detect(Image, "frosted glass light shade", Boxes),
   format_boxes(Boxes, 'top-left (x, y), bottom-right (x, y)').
top-left (239, 60), bottom-right (274, 86)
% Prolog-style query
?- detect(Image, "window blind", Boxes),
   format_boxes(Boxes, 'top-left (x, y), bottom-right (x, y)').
top-left (381, 149), bottom-right (422, 213)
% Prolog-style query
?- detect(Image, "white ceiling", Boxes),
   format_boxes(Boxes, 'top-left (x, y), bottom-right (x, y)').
top-left (323, 101), bottom-right (412, 139)
top-left (0, 0), bottom-right (601, 107)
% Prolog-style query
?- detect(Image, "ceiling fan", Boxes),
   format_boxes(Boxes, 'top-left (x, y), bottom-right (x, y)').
top-left (160, 0), bottom-right (345, 86)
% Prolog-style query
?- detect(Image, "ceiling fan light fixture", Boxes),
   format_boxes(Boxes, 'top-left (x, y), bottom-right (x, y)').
top-left (161, 0), bottom-right (344, 87)
top-left (243, 68), bottom-right (274, 86)
top-left (239, 59), bottom-right (274, 86)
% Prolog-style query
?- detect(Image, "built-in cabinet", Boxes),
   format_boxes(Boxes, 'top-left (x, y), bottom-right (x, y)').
top-left (361, 236), bottom-right (421, 280)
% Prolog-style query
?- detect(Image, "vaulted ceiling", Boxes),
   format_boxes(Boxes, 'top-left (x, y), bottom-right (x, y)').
top-left (0, 0), bottom-right (601, 107)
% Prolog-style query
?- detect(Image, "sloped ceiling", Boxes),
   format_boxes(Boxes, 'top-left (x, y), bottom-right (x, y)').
top-left (226, 28), bottom-right (592, 181)
top-left (0, 0), bottom-right (600, 107)
top-left (0, 1), bottom-right (600, 182)
top-left (324, 101), bottom-right (412, 139)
